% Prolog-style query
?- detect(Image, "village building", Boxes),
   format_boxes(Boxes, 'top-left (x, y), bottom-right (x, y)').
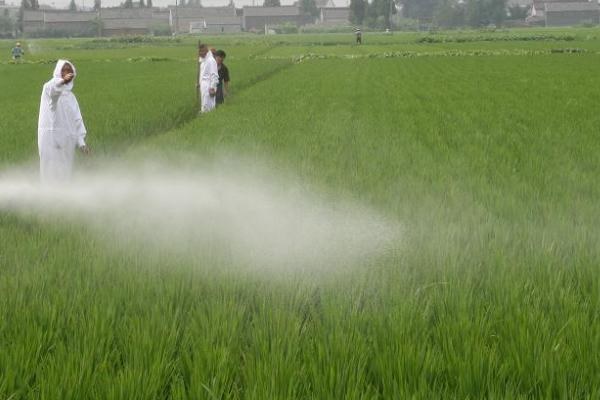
top-left (19, 1), bottom-right (351, 37)
top-left (319, 6), bottom-right (350, 25)
top-left (100, 8), bottom-right (158, 36)
top-left (545, 1), bottom-right (599, 25)
top-left (169, 5), bottom-right (240, 34)
top-left (315, 0), bottom-right (337, 8)
top-left (294, 0), bottom-right (351, 26)
top-left (507, 0), bottom-right (532, 6)
top-left (527, 0), bottom-right (599, 26)
top-left (21, 7), bottom-right (170, 37)
top-left (242, 6), bottom-right (302, 31)
top-left (22, 9), bottom-right (97, 36)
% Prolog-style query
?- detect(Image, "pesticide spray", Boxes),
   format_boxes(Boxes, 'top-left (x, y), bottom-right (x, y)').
top-left (0, 159), bottom-right (401, 273)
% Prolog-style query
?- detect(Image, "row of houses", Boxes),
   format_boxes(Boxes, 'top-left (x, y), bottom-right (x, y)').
top-left (21, 3), bottom-right (351, 36)
top-left (16, 0), bottom-right (600, 36)
top-left (525, 0), bottom-right (600, 26)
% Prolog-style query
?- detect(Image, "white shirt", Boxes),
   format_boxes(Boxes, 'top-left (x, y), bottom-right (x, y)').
top-left (199, 51), bottom-right (219, 90)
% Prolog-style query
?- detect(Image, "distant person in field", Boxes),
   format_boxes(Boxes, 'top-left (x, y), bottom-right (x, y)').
top-left (197, 42), bottom-right (219, 113)
top-left (214, 49), bottom-right (230, 106)
top-left (354, 27), bottom-right (362, 44)
top-left (38, 60), bottom-right (89, 183)
top-left (11, 42), bottom-right (24, 62)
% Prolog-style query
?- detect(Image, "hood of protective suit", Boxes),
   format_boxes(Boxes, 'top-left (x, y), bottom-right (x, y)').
top-left (52, 59), bottom-right (77, 91)
top-left (199, 50), bottom-right (215, 63)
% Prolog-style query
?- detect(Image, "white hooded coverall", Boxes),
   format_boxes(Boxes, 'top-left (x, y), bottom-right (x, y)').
top-left (38, 59), bottom-right (87, 183)
top-left (199, 51), bottom-right (219, 113)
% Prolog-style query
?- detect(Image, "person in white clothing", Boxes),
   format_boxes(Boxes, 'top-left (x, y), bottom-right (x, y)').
top-left (197, 43), bottom-right (219, 113)
top-left (38, 59), bottom-right (89, 183)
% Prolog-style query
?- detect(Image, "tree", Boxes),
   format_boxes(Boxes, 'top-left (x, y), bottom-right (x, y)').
top-left (91, 16), bottom-right (103, 36)
top-left (139, 0), bottom-right (145, 7)
top-left (488, 0), bottom-right (507, 25)
top-left (465, 0), bottom-right (506, 27)
top-left (367, 0), bottom-right (396, 28)
top-left (18, 0), bottom-right (29, 33)
top-left (123, 0), bottom-right (133, 8)
top-left (68, 0), bottom-right (77, 11)
top-left (263, 0), bottom-right (280, 6)
top-left (30, 0), bottom-right (39, 9)
top-left (300, 0), bottom-right (318, 17)
top-left (400, 0), bottom-right (440, 20)
top-left (93, 0), bottom-right (101, 10)
top-left (147, 0), bottom-right (153, 7)
top-left (349, 0), bottom-right (366, 24)
top-left (508, 4), bottom-right (527, 19)
top-left (434, 0), bottom-right (465, 27)
top-left (0, 11), bottom-right (15, 36)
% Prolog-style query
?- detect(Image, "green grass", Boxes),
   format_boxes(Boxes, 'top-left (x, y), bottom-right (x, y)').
top-left (1, 30), bottom-right (599, 398)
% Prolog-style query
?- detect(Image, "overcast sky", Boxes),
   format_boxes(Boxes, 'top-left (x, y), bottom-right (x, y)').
top-left (5, 0), bottom-right (349, 8)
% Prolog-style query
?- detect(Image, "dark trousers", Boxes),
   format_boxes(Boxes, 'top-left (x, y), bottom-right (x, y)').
top-left (216, 86), bottom-right (224, 105)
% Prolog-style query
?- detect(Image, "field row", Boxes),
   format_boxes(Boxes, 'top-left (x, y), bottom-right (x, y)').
top-left (4, 28), bottom-right (600, 62)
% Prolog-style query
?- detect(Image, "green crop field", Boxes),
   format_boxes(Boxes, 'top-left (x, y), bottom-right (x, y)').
top-left (1, 29), bottom-right (599, 399)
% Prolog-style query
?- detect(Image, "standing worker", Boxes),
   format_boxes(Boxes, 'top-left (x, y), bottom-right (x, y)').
top-left (214, 49), bottom-right (230, 107)
top-left (354, 27), bottom-right (362, 44)
top-left (38, 60), bottom-right (89, 183)
top-left (197, 42), bottom-right (219, 114)
top-left (11, 42), bottom-right (24, 62)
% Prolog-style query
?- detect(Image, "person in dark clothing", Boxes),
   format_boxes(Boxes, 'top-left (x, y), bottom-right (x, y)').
top-left (354, 27), bottom-right (362, 44)
top-left (11, 42), bottom-right (24, 62)
top-left (214, 49), bottom-right (230, 106)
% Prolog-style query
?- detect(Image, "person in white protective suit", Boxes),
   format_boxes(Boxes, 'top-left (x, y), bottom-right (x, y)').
top-left (196, 43), bottom-right (219, 113)
top-left (38, 59), bottom-right (90, 183)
